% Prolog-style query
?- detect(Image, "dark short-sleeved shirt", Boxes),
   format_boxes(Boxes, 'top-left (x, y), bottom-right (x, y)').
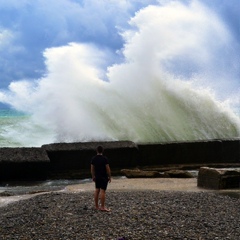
top-left (91, 155), bottom-right (109, 179)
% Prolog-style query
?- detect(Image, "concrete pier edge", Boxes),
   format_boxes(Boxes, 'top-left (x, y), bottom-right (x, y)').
top-left (0, 139), bottom-right (240, 181)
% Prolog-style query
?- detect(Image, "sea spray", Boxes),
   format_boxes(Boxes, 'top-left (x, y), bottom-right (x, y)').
top-left (0, 1), bottom-right (240, 147)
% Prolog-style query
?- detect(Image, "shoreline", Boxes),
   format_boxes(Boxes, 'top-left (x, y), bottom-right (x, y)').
top-left (0, 178), bottom-right (239, 239)
top-left (65, 177), bottom-right (203, 192)
top-left (0, 177), bottom-right (239, 208)
top-left (0, 188), bottom-right (239, 239)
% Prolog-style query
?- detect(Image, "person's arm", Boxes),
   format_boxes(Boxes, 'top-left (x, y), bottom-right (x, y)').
top-left (91, 164), bottom-right (95, 181)
top-left (106, 164), bottom-right (111, 183)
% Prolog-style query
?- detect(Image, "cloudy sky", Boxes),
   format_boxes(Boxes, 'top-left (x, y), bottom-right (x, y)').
top-left (0, 0), bottom-right (153, 89)
top-left (0, 0), bottom-right (239, 86)
top-left (0, 0), bottom-right (239, 145)
top-left (0, 0), bottom-right (239, 109)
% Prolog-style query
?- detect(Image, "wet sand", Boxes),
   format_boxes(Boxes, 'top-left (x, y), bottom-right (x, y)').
top-left (1, 178), bottom-right (202, 208)
top-left (65, 177), bottom-right (205, 192)
top-left (65, 177), bottom-right (240, 198)
top-left (1, 177), bottom-right (239, 209)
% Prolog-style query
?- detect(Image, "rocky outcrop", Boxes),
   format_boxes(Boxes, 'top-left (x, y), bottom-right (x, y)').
top-left (0, 148), bottom-right (50, 180)
top-left (164, 170), bottom-right (194, 178)
top-left (197, 167), bottom-right (240, 189)
top-left (121, 169), bottom-right (194, 178)
top-left (120, 169), bottom-right (161, 178)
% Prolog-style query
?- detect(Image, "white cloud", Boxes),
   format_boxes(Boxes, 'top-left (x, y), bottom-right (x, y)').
top-left (0, 29), bottom-right (13, 48)
top-left (0, 0), bottom-right (240, 146)
top-left (122, 1), bottom-right (231, 66)
top-left (0, 0), bottom-right (151, 88)
top-left (1, 0), bottom-right (240, 145)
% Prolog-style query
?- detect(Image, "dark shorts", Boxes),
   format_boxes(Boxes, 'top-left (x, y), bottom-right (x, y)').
top-left (95, 177), bottom-right (108, 190)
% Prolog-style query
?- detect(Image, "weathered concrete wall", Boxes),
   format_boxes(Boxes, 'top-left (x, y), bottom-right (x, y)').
top-left (221, 139), bottom-right (240, 163)
top-left (42, 141), bottom-right (139, 172)
top-left (138, 139), bottom-right (240, 166)
top-left (1, 139), bottom-right (240, 180)
top-left (0, 148), bottom-right (50, 180)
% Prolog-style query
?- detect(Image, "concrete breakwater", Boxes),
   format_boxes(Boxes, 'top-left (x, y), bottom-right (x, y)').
top-left (0, 139), bottom-right (240, 181)
top-left (0, 148), bottom-right (50, 181)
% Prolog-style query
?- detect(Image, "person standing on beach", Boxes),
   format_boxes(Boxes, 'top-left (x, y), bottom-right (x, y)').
top-left (91, 146), bottom-right (111, 211)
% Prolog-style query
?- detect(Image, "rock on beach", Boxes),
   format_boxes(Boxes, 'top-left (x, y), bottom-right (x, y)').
top-left (0, 190), bottom-right (239, 240)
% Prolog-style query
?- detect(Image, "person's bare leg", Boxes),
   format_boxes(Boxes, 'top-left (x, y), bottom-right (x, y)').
top-left (100, 189), bottom-right (110, 211)
top-left (100, 189), bottom-right (106, 208)
top-left (94, 188), bottom-right (100, 209)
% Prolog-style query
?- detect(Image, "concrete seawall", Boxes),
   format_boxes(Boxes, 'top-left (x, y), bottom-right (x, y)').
top-left (0, 148), bottom-right (50, 181)
top-left (138, 139), bottom-right (240, 166)
top-left (0, 139), bottom-right (240, 180)
top-left (42, 141), bottom-right (139, 179)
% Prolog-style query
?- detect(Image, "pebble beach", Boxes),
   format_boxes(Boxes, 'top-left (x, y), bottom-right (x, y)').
top-left (0, 178), bottom-right (239, 240)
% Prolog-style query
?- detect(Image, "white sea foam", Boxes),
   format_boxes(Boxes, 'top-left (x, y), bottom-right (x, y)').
top-left (0, 1), bottom-right (240, 147)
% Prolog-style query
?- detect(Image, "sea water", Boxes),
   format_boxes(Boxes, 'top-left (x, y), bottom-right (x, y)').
top-left (0, 179), bottom-right (90, 196)
top-left (0, 179), bottom-right (92, 207)
top-left (0, 108), bottom-right (28, 147)
top-left (0, 107), bottom-right (55, 147)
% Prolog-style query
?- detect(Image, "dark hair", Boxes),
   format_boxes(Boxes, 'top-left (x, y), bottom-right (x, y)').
top-left (97, 145), bottom-right (104, 154)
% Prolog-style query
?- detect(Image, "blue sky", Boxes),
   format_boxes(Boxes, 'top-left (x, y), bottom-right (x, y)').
top-left (0, 0), bottom-right (240, 145)
top-left (0, 0), bottom-right (239, 112)
top-left (0, 0), bottom-right (239, 90)
top-left (0, 0), bottom-right (155, 89)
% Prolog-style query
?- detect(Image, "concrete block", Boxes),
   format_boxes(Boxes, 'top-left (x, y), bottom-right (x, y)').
top-left (197, 167), bottom-right (240, 189)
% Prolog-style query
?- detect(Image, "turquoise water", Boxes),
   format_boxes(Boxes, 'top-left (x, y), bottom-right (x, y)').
top-left (0, 108), bottom-right (25, 118)
top-left (0, 109), bottom-right (28, 147)
top-left (0, 108), bottom-right (54, 147)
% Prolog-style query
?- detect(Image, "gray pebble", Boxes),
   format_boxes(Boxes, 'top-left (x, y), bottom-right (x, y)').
top-left (0, 191), bottom-right (239, 239)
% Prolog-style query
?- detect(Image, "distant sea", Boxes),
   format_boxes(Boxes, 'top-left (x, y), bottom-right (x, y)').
top-left (0, 107), bottom-right (53, 147)
top-left (0, 108), bottom-right (28, 147)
